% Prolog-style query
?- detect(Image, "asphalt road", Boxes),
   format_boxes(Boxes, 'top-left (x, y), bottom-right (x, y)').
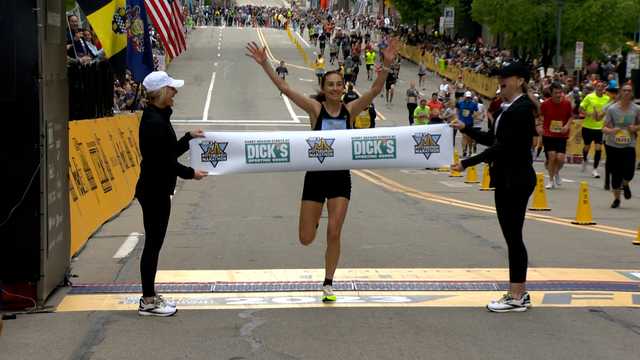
top-left (2, 21), bottom-right (640, 360)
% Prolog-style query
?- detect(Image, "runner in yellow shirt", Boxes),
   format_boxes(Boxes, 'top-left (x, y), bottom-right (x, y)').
top-left (579, 81), bottom-right (610, 178)
top-left (413, 98), bottom-right (430, 125)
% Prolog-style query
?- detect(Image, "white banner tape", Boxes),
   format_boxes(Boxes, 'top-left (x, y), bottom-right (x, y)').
top-left (190, 124), bottom-right (454, 175)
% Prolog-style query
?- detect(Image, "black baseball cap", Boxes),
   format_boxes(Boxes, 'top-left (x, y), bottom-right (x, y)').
top-left (490, 62), bottom-right (530, 82)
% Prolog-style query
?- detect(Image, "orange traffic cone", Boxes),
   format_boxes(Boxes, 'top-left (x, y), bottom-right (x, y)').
top-left (464, 165), bottom-right (479, 184)
top-left (479, 164), bottom-right (494, 191)
top-left (571, 181), bottom-right (596, 225)
top-left (528, 173), bottom-right (551, 211)
top-left (449, 149), bottom-right (463, 177)
top-left (633, 226), bottom-right (640, 246)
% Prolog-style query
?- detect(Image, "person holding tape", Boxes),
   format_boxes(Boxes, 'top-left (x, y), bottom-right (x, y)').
top-left (246, 38), bottom-right (399, 302)
top-left (136, 71), bottom-right (208, 317)
top-left (450, 62), bottom-right (537, 313)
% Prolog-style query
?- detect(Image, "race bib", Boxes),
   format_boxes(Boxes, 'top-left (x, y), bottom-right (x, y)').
top-left (408, 96), bottom-right (417, 103)
top-left (462, 109), bottom-right (470, 117)
top-left (550, 120), bottom-right (564, 133)
top-left (321, 119), bottom-right (347, 130)
top-left (614, 130), bottom-right (632, 145)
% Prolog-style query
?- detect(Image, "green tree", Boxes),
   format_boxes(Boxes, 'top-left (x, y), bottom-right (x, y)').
top-left (391, 0), bottom-right (441, 28)
top-left (472, 0), bottom-right (640, 67)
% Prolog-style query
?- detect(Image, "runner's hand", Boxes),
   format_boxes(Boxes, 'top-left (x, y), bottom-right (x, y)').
top-left (561, 124), bottom-right (571, 134)
top-left (193, 170), bottom-right (208, 180)
top-left (450, 119), bottom-right (465, 130)
top-left (190, 129), bottom-right (205, 138)
top-left (451, 163), bottom-right (464, 172)
top-left (246, 41), bottom-right (268, 65)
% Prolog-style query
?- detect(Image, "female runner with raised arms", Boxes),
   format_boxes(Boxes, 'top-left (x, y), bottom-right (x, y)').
top-left (246, 38), bottom-right (399, 302)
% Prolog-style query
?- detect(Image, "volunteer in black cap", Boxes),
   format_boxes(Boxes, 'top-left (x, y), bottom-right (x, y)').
top-left (136, 71), bottom-right (208, 317)
top-left (450, 62), bottom-right (537, 312)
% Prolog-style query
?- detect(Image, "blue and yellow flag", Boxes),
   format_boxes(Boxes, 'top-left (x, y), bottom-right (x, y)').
top-left (126, 0), bottom-right (154, 82)
top-left (77, 0), bottom-right (127, 60)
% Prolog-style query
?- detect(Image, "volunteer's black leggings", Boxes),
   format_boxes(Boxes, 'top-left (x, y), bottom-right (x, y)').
top-left (138, 194), bottom-right (172, 298)
top-left (494, 186), bottom-right (534, 283)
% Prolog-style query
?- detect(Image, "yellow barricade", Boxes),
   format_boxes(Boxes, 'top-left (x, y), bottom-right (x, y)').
top-left (68, 112), bottom-right (141, 256)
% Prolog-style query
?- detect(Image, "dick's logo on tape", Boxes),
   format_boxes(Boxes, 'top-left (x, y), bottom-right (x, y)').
top-left (200, 140), bottom-right (228, 168)
top-left (244, 139), bottom-right (290, 164)
top-left (351, 136), bottom-right (396, 160)
top-left (412, 133), bottom-right (441, 159)
top-left (306, 137), bottom-right (335, 164)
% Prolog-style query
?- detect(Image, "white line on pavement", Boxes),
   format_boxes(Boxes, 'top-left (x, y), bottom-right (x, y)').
top-left (282, 94), bottom-right (301, 123)
top-left (202, 71), bottom-right (216, 121)
top-left (173, 119), bottom-right (300, 123)
top-left (218, 53), bottom-right (221, 57)
top-left (299, 78), bottom-right (314, 82)
top-left (171, 122), bottom-right (309, 127)
top-left (113, 232), bottom-right (142, 259)
top-left (214, 62), bottom-right (218, 66)
top-left (294, 29), bottom-right (311, 48)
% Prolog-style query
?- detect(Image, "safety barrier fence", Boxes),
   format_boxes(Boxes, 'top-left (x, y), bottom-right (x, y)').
top-left (68, 112), bottom-right (141, 256)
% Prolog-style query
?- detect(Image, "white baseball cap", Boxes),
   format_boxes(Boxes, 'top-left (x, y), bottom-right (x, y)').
top-left (142, 71), bottom-right (184, 92)
top-left (464, 91), bottom-right (473, 97)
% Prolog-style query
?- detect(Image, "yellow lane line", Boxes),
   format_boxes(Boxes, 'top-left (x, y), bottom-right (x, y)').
top-left (353, 169), bottom-right (637, 238)
top-left (56, 291), bottom-right (640, 312)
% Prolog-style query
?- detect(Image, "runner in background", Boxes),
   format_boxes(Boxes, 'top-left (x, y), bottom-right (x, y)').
top-left (406, 81), bottom-right (419, 125)
top-left (365, 49), bottom-right (376, 81)
top-left (456, 91), bottom-right (479, 157)
top-left (538, 82), bottom-right (573, 189)
top-left (580, 81), bottom-right (610, 178)
top-left (413, 98), bottom-right (430, 125)
top-left (313, 54), bottom-right (325, 86)
top-left (603, 83), bottom-right (639, 208)
top-left (418, 62), bottom-right (428, 90)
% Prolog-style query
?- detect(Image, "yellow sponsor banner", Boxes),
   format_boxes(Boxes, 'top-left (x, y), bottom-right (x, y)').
top-left (68, 113), bottom-right (141, 256)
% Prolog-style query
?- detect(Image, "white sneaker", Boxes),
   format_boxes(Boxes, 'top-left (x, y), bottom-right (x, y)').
top-left (487, 293), bottom-right (531, 313)
top-left (545, 180), bottom-right (555, 190)
top-left (554, 175), bottom-right (562, 187)
top-left (138, 297), bottom-right (177, 317)
top-left (322, 285), bottom-right (336, 302)
top-left (592, 169), bottom-right (600, 178)
top-left (156, 294), bottom-right (176, 308)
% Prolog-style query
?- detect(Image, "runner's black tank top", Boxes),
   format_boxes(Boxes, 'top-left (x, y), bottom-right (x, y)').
top-left (314, 103), bottom-right (352, 131)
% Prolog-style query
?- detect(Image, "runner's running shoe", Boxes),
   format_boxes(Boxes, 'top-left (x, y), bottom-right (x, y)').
top-left (138, 296), bottom-right (177, 317)
top-left (554, 175), bottom-right (562, 187)
top-left (322, 285), bottom-right (337, 302)
top-left (545, 180), bottom-right (555, 190)
top-left (487, 292), bottom-right (531, 313)
top-left (611, 199), bottom-right (621, 208)
top-left (156, 294), bottom-right (176, 308)
top-left (592, 170), bottom-right (600, 178)
top-left (623, 185), bottom-right (632, 199)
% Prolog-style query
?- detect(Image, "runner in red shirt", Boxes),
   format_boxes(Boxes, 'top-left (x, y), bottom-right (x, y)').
top-left (537, 82), bottom-right (574, 189)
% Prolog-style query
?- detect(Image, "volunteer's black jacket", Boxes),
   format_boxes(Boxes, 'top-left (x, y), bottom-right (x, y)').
top-left (460, 94), bottom-right (537, 190)
top-left (135, 104), bottom-right (194, 197)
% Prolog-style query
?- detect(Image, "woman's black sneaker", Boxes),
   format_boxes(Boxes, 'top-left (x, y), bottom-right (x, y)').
top-left (611, 199), bottom-right (621, 208)
top-left (623, 185), bottom-right (632, 199)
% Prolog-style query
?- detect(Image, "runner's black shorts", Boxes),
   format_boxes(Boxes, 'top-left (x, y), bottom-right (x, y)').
top-left (605, 145), bottom-right (636, 189)
top-left (385, 82), bottom-right (395, 91)
top-left (302, 170), bottom-right (352, 203)
top-left (542, 136), bottom-right (568, 153)
top-left (582, 127), bottom-right (603, 145)
top-left (366, 64), bottom-right (372, 71)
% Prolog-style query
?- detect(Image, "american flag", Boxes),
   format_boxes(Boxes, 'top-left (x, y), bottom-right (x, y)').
top-left (144, 0), bottom-right (187, 59)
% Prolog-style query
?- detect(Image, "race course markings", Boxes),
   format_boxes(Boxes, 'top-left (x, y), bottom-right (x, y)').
top-left (56, 268), bottom-right (640, 311)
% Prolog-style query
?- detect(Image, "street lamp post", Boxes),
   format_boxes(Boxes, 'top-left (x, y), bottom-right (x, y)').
top-left (555, 0), bottom-right (563, 67)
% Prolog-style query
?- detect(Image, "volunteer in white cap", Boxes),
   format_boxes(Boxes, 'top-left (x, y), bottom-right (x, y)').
top-left (136, 71), bottom-right (208, 317)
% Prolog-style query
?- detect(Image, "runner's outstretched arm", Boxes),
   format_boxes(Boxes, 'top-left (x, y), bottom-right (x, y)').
top-left (346, 38), bottom-right (399, 117)
top-left (246, 41), bottom-right (319, 119)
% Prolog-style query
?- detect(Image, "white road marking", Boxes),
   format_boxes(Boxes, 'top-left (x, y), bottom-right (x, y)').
top-left (202, 72), bottom-right (216, 121)
top-left (214, 62), bottom-right (218, 66)
top-left (543, 174), bottom-right (576, 183)
top-left (282, 94), bottom-right (301, 123)
top-left (439, 181), bottom-right (472, 188)
top-left (113, 232), bottom-right (142, 259)
top-left (218, 53), bottom-right (221, 57)
top-left (299, 78), bottom-right (314, 82)
top-left (400, 169), bottom-right (432, 174)
top-left (629, 272), bottom-right (640, 279)
top-left (294, 29), bottom-right (311, 48)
